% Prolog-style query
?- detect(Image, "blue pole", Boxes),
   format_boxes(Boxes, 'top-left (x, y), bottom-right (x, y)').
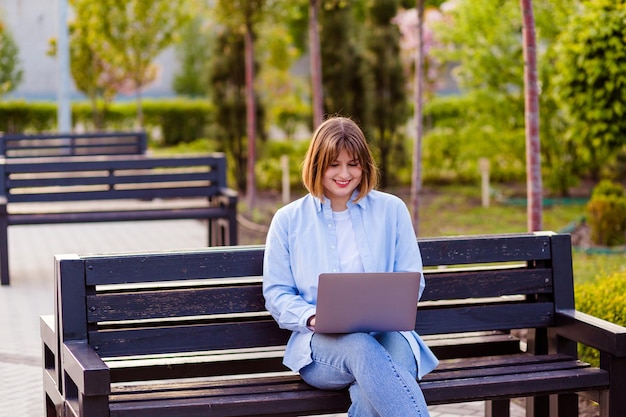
top-left (57, 0), bottom-right (72, 132)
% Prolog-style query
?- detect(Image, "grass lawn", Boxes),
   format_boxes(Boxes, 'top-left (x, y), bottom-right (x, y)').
top-left (411, 184), bottom-right (625, 285)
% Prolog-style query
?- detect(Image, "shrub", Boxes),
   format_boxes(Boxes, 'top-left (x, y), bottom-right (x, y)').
top-left (586, 180), bottom-right (626, 246)
top-left (143, 99), bottom-right (213, 146)
top-left (575, 271), bottom-right (626, 367)
top-left (0, 100), bottom-right (56, 133)
top-left (255, 139), bottom-right (309, 191)
top-left (591, 179), bottom-right (625, 199)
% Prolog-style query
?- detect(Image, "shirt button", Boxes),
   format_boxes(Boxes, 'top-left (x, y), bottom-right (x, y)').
top-left (328, 223), bottom-right (332, 228)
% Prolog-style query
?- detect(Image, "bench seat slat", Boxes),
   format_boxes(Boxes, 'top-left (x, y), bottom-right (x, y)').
top-left (104, 355), bottom-right (608, 417)
top-left (109, 385), bottom-right (350, 417)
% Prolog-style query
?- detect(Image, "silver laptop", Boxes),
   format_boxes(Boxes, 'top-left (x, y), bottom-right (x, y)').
top-left (314, 272), bottom-right (421, 334)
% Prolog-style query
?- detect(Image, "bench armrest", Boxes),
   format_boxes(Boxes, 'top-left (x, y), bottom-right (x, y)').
top-left (554, 309), bottom-right (626, 357)
top-left (219, 187), bottom-right (239, 202)
top-left (62, 341), bottom-right (111, 396)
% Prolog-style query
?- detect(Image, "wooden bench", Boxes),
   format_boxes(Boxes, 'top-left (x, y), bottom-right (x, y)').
top-left (0, 131), bottom-right (147, 158)
top-left (40, 232), bottom-right (626, 417)
top-left (0, 153), bottom-right (238, 285)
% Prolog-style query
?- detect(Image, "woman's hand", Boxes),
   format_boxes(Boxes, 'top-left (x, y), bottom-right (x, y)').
top-left (307, 315), bottom-right (316, 330)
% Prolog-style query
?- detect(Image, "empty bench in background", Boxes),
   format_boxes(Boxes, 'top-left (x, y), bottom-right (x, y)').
top-left (0, 153), bottom-right (238, 285)
top-left (40, 232), bottom-right (626, 417)
top-left (0, 131), bottom-right (148, 157)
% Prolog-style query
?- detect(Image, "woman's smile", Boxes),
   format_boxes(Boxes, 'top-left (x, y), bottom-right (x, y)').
top-left (323, 149), bottom-right (362, 210)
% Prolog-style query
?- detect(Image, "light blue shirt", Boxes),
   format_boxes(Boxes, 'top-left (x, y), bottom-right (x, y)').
top-left (263, 189), bottom-right (439, 379)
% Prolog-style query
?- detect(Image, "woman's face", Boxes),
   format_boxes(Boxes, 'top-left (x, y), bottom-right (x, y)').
top-left (322, 149), bottom-right (362, 211)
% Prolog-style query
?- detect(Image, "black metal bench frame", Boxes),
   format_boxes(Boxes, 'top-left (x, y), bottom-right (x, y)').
top-left (40, 232), bottom-right (626, 417)
top-left (0, 153), bottom-right (238, 285)
top-left (0, 131), bottom-right (148, 158)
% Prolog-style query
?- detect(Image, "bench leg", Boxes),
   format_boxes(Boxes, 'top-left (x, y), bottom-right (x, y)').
top-left (602, 352), bottom-right (626, 417)
top-left (0, 214), bottom-right (9, 285)
top-left (525, 395), bottom-right (549, 417)
top-left (486, 399), bottom-right (510, 417)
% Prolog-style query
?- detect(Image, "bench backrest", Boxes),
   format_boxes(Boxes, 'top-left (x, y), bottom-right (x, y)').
top-left (0, 131), bottom-right (147, 158)
top-left (55, 232), bottom-right (574, 381)
top-left (0, 154), bottom-right (228, 203)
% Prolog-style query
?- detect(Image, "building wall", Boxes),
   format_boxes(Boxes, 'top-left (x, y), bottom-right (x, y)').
top-left (0, 0), bottom-right (177, 101)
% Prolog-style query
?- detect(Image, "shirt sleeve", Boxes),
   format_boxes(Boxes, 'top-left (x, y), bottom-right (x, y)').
top-left (392, 199), bottom-right (425, 298)
top-left (262, 208), bottom-right (316, 333)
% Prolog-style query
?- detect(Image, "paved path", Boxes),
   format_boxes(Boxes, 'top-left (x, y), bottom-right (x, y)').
top-left (0, 220), bottom-right (524, 417)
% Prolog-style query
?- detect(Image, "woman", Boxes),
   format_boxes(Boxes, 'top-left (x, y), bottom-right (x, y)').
top-left (263, 116), bottom-right (438, 417)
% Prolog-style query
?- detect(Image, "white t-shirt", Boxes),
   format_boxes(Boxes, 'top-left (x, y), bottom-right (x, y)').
top-left (332, 209), bottom-right (365, 273)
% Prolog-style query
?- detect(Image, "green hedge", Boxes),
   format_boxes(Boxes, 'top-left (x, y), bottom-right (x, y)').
top-left (0, 99), bottom-right (213, 146)
top-left (0, 101), bottom-right (57, 133)
top-left (575, 271), bottom-right (626, 366)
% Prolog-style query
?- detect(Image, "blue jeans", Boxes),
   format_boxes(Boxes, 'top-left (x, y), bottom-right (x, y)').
top-left (300, 332), bottom-right (430, 417)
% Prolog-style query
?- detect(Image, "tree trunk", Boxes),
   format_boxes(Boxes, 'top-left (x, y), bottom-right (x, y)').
top-left (410, 0), bottom-right (425, 235)
top-left (245, 21), bottom-right (257, 209)
top-left (309, 0), bottom-right (324, 129)
top-left (520, 0), bottom-right (542, 231)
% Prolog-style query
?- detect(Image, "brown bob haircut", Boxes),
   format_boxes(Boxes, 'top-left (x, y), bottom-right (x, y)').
top-left (302, 116), bottom-right (378, 203)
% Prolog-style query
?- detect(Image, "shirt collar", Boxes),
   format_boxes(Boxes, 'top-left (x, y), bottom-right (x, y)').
top-left (312, 189), bottom-right (368, 212)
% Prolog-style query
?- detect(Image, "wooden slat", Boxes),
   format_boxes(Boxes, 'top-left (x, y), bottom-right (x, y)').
top-left (2, 131), bottom-right (147, 158)
top-left (109, 353), bottom-right (287, 383)
top-left (89, 320), bottom-right (290, 358)
top-left (7, 171), bottom-right (217, 189)
top-left (416, 302), bottom-right (554, 335)
top-left (424, 331), bottom-right (522, 359)
top-left (419, 233), bottom-right (552, 265)
top-left (422, 267), bottom-right (553, 300)
top-left (84, 246), bottom-right (265, 285)
top-left (8, 206), bottom-right (230, 225)
top-left (4, 154), bottom-right (224, 172)
top-left (87, 284), bottom-right (266, 322)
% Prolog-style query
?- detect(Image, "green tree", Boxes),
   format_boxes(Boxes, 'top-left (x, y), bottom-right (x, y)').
top-left (173, 15), bottom-right (214, 97)
top-left (258, 8), bottom-right (311, 140)
top-left (320, 1), bottom-right (369, 124)
top-left (80, 0), bottom-right (193, 127)
top-left (50, 1), bottom-right (126, 129)
top-left (363, 0), bottom-right (409, 188)
top-left (209, 28), bottom-right (248, 192)
top-left (214, 0), bottom-right (274, 208)
top-left (309, 0), bottom-right (324, 128)
top-left (0, 21), bottom-right (23, 99)
top-left (430, 0), bottom-right (581, 196)
top-left (553, 0), bottom-right (626, 181)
